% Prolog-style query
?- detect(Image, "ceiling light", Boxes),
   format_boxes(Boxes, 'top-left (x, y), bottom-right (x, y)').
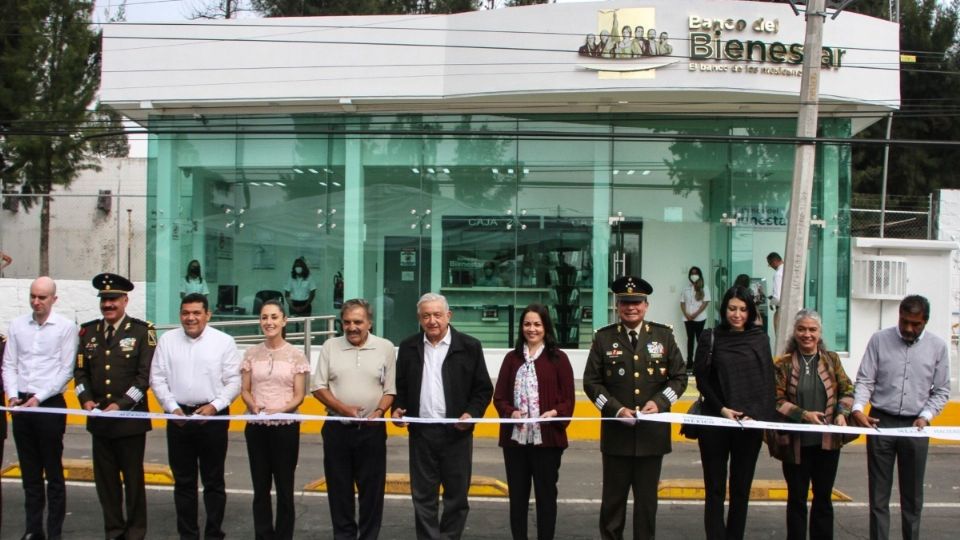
top-left (427, 168), bottom-right (435, 174)
top-left (319, 181), bottom-right (327, 186)
top-left (323, 168), bottom-right (334, 174)
top-left (308, 168), bottom-right (319, 174)
top-left (442, 168), bottom-right (450, 174)
top-left (412, 167), bottom-right (420, 174)
top-left (627, 170), bottom-right (635, 175)
top-left (492, 168), bottom-right (499, 174)
top-left (642, 170), bottom-right (651, 175)
top-left (332, 181), bottom-right (341, 187)
top-left (276, 182), bottom-right (286, 187)
top-left (507, 168), bottom-right (514, 174)
top-left (262, 181), bottom-right (274, 187)
top-left (293, 168), bottom-right (304, 174)
top-left (249, 182), bottom-right (261, 186)
top-left (523, 168), bottom-right (530, 175)
top-left (613, 169), bottom-right (620, 175)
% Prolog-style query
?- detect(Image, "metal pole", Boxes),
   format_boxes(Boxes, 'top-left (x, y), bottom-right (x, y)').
top-left (776, 0), bottom-right (827, 355)
top-left (127, 208), bottom-right (133, 277)
top-left (928, 192), bottom-right (934, 240)
top-left (879, 113), bottom-right (893, 238)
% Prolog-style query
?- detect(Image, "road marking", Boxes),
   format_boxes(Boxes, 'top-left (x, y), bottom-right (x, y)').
top-left (10, 480), bottom-right (960, 509)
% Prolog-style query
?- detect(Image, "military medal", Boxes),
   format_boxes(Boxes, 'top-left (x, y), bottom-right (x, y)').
top-left (660, 367), bottom-right (667, 376)
top-left (618, 368), bottom-right (625, 376)
top-left (647, 367), bottom-right (654, 375)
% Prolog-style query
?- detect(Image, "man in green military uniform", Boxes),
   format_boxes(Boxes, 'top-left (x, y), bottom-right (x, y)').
top-left (75, 273), bottom-right (155, 540)
top-left (583, 275), bottom-right (687, 540)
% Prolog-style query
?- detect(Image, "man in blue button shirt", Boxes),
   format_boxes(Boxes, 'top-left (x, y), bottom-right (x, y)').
top-left (851, 295), bottom-right (950, 540)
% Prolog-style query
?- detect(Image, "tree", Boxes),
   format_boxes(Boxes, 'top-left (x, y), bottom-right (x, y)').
top-left (0, 0), bottom-right (102, 274)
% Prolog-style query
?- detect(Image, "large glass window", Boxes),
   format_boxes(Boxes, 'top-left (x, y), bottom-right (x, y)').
top-left (147, 113), bottom-right (851, 351)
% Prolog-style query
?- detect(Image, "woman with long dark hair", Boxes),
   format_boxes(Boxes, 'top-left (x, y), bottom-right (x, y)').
top-left (769, 309), bottom-right (854, 540)
top-left (680, 266), bottom-right (710, 370)
top-left (493, 304), bottom-right (575, 540)
top-left (180, 259), bottom-right (209, 299)
top-left (694, 286), bottom-right (776, 540)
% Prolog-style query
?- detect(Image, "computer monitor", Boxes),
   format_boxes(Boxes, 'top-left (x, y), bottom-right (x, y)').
top-left (216, 285), bottom-right (238, 311)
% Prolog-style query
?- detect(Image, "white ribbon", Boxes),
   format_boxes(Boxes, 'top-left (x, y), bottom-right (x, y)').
top-left (2, 405), bottom-right (958, 441)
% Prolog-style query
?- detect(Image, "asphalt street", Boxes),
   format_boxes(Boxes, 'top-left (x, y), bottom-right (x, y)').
top-left (2, 425), bottom-right (959, 539)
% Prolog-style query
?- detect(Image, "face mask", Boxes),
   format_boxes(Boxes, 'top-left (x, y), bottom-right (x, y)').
top-left (295, 267), bottom-right (303, 275)
top-left (189, 266), bottom-right (199, 274)
top-left (690, 274), bottom-right (699, 282)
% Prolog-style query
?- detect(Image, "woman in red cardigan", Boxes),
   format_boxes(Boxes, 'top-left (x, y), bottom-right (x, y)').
top-left (493, 303), bottom-right (576, 540)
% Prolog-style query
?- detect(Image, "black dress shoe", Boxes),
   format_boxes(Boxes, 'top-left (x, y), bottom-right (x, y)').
top-left (20, 533), bottom-right (46, 540)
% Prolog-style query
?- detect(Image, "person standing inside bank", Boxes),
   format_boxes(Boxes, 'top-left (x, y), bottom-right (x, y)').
top-left (680, 266), bottom-right (710, 371)
top-left (180, 259), bottom-right (210, 299)
top-left (75, 273), bottom-right (156, 540)
top-left (150, 293), bottom-right (242, 540)
top-left (284, 257), bottom-right (316, 318)
top-left (583, 276), bottom-right (687, 540)
top-left (241, 299), bottom-right (309, 540)
top-left (3, 276), bottom-right (78, 540)
top-left (493, 303), bottom-right (575, 540)
top-left (391, 292), bottom-right (493, 540)
top-left (767, 252), bottom-right (784, 335)
top-left (851, 294), bottom-right (949, 540)
top-left (313, 298), bottom-right (396, 540)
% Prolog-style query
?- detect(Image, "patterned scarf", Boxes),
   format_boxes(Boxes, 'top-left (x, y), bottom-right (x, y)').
top-left (511, 344), bottom-right (543, 445)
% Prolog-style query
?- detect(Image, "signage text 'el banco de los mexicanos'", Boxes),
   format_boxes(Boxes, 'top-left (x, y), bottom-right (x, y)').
top-left (687, 15), bottom-right (847, 76)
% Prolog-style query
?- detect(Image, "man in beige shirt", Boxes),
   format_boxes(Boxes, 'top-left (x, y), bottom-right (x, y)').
top-left (312, 298), bottom-right (396, 540)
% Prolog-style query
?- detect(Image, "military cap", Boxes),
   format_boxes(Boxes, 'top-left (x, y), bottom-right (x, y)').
top-left (93, 273), bottom-right (134, 298)
top-left (611, 275), bottom-right (652, 302)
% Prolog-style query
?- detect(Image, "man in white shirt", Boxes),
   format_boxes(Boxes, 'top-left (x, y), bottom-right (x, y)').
top-left (150, 293), bottom-right (241, 540)
top-left (767, 252), bottom-right (784, 336)
top-left (2, 276), bottom-right (78, 540)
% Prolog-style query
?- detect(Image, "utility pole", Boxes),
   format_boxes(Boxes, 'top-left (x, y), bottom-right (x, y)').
top-left (776, 0), bottom-right (827, 354)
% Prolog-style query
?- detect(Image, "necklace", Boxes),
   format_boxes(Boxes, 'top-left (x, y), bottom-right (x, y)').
top-left (800, 352), bottom-right (818, 375)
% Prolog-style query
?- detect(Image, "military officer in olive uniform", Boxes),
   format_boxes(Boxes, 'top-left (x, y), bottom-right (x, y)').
top-left (583, 276), bottom-right (687, 540)
top-left (75, 273), bottom-right (155, 540)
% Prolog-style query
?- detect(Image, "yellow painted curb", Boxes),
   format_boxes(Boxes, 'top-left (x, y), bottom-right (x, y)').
top-left (657, 479), bottom-right (852, 501)
top-left (0, 459), bottom-right (175, 486)
top-left (304, 473), bottom-right (510, 498)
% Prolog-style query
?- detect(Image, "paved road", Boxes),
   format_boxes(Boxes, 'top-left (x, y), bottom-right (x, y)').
top-left (2, 426), bottom-right (959, 538)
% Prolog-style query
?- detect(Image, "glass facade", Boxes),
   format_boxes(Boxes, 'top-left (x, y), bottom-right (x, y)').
top-left (146, 113), bottom-right (852, 351)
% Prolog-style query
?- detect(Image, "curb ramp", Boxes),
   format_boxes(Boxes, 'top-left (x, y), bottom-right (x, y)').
top-left (0, 459), bottom-right (175, 485)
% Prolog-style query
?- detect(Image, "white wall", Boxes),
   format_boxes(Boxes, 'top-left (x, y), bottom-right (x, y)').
top-left (847, 238), bottom-right (955, 389)
top-left (0, 158), bottom-right (147, 281)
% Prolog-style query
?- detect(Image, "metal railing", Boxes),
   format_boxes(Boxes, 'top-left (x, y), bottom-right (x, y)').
top-left (156, 315), bottom-right (338, 358)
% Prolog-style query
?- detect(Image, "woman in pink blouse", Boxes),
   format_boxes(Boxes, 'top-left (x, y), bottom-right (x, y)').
top-left (241, 299), bottom-right (310, 540)
top-left (493, 303), bottom-right (576, 540)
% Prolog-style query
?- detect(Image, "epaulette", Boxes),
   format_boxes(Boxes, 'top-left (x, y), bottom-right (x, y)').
top-left (646, 320), bottom-right (674, 331)
top-left (126, 317), bottom-right (154, 328)
top-left (594, 322), bottom-right (618, 334)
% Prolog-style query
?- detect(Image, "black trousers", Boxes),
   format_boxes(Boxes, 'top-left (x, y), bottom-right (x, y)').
top-left (867, 409), bottom-right (929, 540)
top-left (599, 453), bottom-right (662, 540)
top-left (322, 421), bottom-right (387, 540)
top-left (166, 410), bottom-right (230, 540)
top-left (409, 425), bottom-right (473, 540)
top-left (12, 393), bottom-right (67, 538)
top-left (92, 433), bottom-right (148, 540)
top-left (781, 446), bottom-right (841, 540)
top-left (698, 426), bottom-right (762, 540)
top-left (683, 320), bottom-right (706, 370)
top-left (245, 422), bottom-right (301, 540)
top-left (502, 446), bottom-right (564, 540)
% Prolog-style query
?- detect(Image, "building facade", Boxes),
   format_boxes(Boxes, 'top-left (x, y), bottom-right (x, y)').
top-left (100, 0), bottom-right (899, 351)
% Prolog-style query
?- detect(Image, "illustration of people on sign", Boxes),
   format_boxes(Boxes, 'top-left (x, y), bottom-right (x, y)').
top-left (579, 10), bottom-right (671, 59)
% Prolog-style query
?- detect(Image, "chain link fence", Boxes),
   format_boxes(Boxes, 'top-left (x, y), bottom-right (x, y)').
top-left (850, 193), bottom-right (935, 240)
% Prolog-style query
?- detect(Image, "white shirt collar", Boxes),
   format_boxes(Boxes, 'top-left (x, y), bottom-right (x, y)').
top-left (896, 326), bottom-right (926, 343)
top-left (423, 326), bottom-right (452, 347)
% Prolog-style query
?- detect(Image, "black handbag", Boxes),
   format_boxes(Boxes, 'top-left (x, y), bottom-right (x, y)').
top-left (680, 329), bottom-right (714, 441)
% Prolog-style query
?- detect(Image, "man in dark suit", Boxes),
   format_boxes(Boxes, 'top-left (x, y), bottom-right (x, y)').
top-left (75, 273), bottom-right (155, 540)
top-left (583, 276), bottom-right (687, 540)
top-left (391, 292), bottom-right (493, 540)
